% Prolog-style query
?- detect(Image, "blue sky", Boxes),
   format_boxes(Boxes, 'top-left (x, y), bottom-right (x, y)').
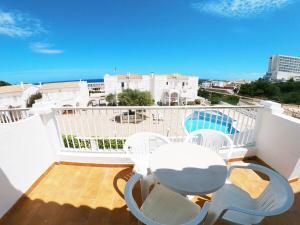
top-left (0, 0), bottom-right (300, 84)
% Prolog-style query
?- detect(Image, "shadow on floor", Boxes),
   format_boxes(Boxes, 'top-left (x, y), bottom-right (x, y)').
top-left (113, 167), bottom-right (133, 199)
top-left (235, 157), bottom-right (271, 181)
top-left (1, 164), bottom-right (299, 225)
top-left (0, 196), bottom-right (139, 225)
top-left (263, 191), bottom-right (300, 225)
top-left (0, 166), bottom-right (141, 225)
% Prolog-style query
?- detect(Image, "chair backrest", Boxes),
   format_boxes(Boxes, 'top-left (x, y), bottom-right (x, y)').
top-left (184, 129), bottom-right (233, 159)
top-left (124, 132), bottom-right (171, 174)
top-left (254, 165), bottom-right (294, 216)
top-left (125, 174), bottom-right (210, 225)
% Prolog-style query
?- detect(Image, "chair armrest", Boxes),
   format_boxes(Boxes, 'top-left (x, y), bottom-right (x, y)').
top-left (183, 201), bottom-right (211, 225)
top-left (124, 173), bottom-right (162, 225)
top-left (207, 204), bottom-right (270, 218)
top-left (226, 205), bottom-right (271, 217)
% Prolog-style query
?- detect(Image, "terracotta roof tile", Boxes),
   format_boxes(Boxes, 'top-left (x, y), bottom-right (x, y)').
top-left (167, 74), bottom-right (189, 81)
top-left (0, 84), bottom-right (33, 94)
top-left (116, 74), bottom-right (143, 80)
top-left (40, 82), bottom-right (82, 91)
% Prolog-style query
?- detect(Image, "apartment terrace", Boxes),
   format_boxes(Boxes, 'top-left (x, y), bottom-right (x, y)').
top-left (1, 161), bottom-right (299, 225)
top-left (0, 101), bottom-right (300, 224)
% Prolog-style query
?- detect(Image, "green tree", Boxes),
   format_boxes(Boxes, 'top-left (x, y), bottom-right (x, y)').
top-left (197, 89), bottom-right (240, 105)
top-left (265, 85), bottom-right (280, 97)
top-left (223, 95), bottom-right (240, 105)
top-left (26, 92), bottom-right (42, 107)
top-left (239, 79), bottom-right (300, 104)
top-left (198, 89), bottom-right (210, 99)
top-left (106, 93), bottom-right (117, 106)
top-left (117, 89), bottom-right (154, 106)
top-left (210, 95), bottom-right (221, 104)
top-left (0, 80), bottom-right (11, 86)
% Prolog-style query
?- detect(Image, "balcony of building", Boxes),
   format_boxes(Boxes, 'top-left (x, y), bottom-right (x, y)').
top-left (0, 159), bottom-right (299, 225)
top-left (0, 101), bottom-right (300, 224)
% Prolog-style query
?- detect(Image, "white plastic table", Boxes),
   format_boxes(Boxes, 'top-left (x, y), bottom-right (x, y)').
top-left (150, 142), bottom-right (228, 195)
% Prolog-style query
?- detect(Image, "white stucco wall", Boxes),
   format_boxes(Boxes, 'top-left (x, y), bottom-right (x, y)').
top-left (41, 83), bottom-right (89, 107)
top-left (0, 86), bottom-right (39, 108)
top-left (104, 75), bottom-right (119, 95)
top-left (0, 115), bottom-right (56, 217)
top-left (152, 76), bottom-right (168, 104)
top-left (256, 106), bottom-right (300, 180)
top-left (186, 76), bottom-right (199, 100)
top-left (276, 71), bottom-right (300, 80)
top-left (79, 81), bottom-right (90, 106)
top-left (0, 92), bottom-right (24, 108)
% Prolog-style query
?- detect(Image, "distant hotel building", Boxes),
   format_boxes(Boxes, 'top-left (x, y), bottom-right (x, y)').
top-left (104, 73), bottom-right (198, 105)
top-left (265, 55), bottom-right (300, 81)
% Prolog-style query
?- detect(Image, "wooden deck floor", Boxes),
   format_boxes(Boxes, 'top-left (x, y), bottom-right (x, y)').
top-left (1, 161), bottom-right (299, 225)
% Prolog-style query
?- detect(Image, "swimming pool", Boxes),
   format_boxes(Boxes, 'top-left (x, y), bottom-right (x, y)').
top-left (184, 110), bottom-right (238, 134)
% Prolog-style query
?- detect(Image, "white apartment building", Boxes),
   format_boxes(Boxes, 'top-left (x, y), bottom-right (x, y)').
top-left (37, 81), bottom-right (89, 107)
top-left (104, 74), bottom-right (151, 93)
top-left (104, 73), bottom-right (199, 105)
top-left (0, 81), bottom-right (89, 109)
top-left (266, 55), bottom-right (300, 81)
top-left (0, 83), bottom-right (39, 108)
top-left (87, 82), bottom-right (104, 91)
top-left (87, 82), bottom-right (106, 106)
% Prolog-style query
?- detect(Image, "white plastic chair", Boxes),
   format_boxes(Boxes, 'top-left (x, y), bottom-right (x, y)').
top-left (205, 163), bottom-right (294, 225)
top-left (124, 132), bottom-right (171, 200)
top-left (125, 173), bottom-right (211, 225)
top-left (184, 129), bottom-right (233, 160)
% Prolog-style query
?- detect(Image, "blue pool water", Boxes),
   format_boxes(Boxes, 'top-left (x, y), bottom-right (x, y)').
top-left (184, 110), bottom-right (238, 134)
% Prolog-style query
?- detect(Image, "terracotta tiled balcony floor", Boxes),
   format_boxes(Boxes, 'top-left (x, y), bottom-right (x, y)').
top-left (1, 160), bottom-right (299, 225)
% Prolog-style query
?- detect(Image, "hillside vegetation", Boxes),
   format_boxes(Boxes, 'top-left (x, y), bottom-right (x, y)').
top-left (0, 80), bottom-right (11, 86)
top-left (198, 89), bottom-right (240, 105)
top-left (239, 79), bottom-right (300, 104)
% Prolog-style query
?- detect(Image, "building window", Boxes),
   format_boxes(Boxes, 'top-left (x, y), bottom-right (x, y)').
top-left (121, 82), bottom-right (124, 88)
top-left (182, 82), bottom-right (185, 87)
top-left (166, 82), bottom-right (168, 85)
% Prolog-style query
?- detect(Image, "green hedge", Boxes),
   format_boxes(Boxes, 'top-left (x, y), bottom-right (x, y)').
top-left (97, 139), bottom-right (124, 149)
top-left (198, 89), bottom-right (240, 105)
top-left (62, 135), bottom-right (125, 150)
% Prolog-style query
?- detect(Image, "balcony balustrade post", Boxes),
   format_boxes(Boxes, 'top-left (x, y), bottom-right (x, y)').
top-left (29, 107), bottom-right (61, 161)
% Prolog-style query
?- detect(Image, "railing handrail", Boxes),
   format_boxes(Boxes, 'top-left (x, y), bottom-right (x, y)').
top-left (52, 105), bottom-right (263, 110)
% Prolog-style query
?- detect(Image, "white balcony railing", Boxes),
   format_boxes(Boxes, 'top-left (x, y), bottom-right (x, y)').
top-left (0, 108), bottom-right (30, 123)
top-left (52, 105), bottom-right (262, 153)
top-left (1, 101), bottom-right (300, 181)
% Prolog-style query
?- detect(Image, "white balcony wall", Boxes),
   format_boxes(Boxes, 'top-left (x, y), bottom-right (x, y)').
top-left (256, 101), bottom-right (300, 181)
top-left (0, 114), bottom-right (56, 218)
